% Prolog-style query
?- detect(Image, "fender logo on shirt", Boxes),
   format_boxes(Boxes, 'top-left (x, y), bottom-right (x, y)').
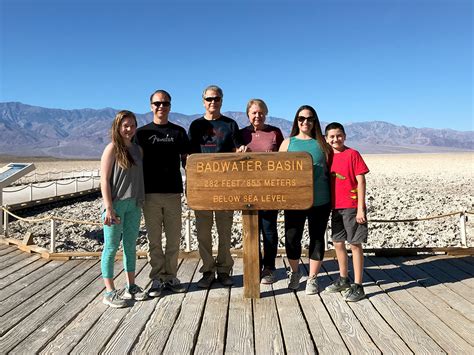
top-left (148, 134), bottom-right (175, 144)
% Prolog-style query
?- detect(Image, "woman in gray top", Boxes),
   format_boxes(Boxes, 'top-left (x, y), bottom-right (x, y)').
top-left (100, 110), bottom-right (146, 307)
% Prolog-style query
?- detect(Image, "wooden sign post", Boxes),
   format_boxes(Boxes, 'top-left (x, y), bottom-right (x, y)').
top-left (186, 152), bottom-right (314, 298)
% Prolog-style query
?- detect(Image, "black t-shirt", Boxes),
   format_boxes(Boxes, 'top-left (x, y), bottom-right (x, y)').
top-left (188, 115), bottom-right (241, 153)
top-left (135, 121), bottom-right (189, 194)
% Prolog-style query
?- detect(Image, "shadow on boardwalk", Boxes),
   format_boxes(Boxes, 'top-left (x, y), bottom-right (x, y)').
top-left (0, 243), bottom-right (472, 354)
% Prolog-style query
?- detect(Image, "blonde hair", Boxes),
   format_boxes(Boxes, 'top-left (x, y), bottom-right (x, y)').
top-left (111, 110), bottom-right (137, 169)
top-left (246, 98), bottom-right (268, 117)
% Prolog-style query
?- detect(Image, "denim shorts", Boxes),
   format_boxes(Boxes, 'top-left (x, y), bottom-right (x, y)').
top-left (331, 208), bottom-right (368, 244)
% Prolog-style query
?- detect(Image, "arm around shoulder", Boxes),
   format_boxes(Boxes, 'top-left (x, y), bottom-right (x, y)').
top-left (279, 138), bottom-right (290, 152)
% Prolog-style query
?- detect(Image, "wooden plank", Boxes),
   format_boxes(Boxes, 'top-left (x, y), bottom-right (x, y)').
top-left (253, 267), bottom-right (284, 355)
top-left (339, 257), bottom-right (444, 353)
top-left (193, 271), bottom-right (231, 354)
top-left (39, 262), bottom-right (125, 354)
top-left (0, 260), bottom-right (80, 314)
top-left (0, 249), bottom-right (25, 264)
top-left (0, 252), bottom-right (31, 272)
top-left (272, 258), bottom-right (317, 354)
top-left (426, 256), bottom-right (474, 288)
top-left (313, 259), bottom-right (380, 354)
top-left (224, 257), bottom-right (254, 354)
top-left (104, 259), bottom-right (199, 354)
top-left (402, 256), bottom-right (472, 302)
top-left (322, 259), bottom-right (410, 353)
top-left (66, 259), bottom-right (148, 354)
top-left (0, 260), bottom-right (100, 353)
top-left (363, 257), bottom-right (472, 353)
top-left (0, 255), bottom-right (46, 285)
top-left (444, 255), bottom-right (474, 276)
top-left (159, 261), bottom-right (208, 354)
top-left (0, 246), bottom-right (18, 256)
top-left (372, 256), bottom-right (474, 347)
top-left (394, 257), bottom-right (473, 322)
top-left (242, 210), bottom-right (260, 298)
top-left (13, 261), bottom-right (127, 354)
top-left (296, 258), bottom-right (349, 354)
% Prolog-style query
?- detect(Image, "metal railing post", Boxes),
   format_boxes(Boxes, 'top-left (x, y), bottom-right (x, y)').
top-left (3, 209), bottom-right (8, 237)
top-left (185, 209), bottom-right (191, 252)
top-left (459, 211), bottom-right (467, 248)
top-left (50, 219), bottom-right (56, 253)
top-left (29, 183), bottom-right (33, 201)
top-left (75, 178), bottom-right (78, 193)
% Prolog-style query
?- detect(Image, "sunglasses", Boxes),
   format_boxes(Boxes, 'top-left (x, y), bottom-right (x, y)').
top-left (152, 101), bottom-right (171, 107)
top-left (204, 96), bottom-right (222, 103)
top-left (297, 116), bottom-right (315, 123)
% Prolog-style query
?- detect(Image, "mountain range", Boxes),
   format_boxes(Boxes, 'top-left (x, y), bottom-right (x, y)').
top-left (0, 102), bottom-right (472, 158)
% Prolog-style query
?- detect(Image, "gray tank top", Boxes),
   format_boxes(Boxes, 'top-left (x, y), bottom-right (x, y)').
top-left (110, 143), bottom-right (145, 207)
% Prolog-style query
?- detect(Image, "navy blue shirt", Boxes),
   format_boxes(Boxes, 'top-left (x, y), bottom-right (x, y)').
top-left (188, 115), bottom-right (241, 153)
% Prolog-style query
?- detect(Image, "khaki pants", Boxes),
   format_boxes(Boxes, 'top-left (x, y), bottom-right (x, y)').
top-left (143, 193), bottom-right (182, 282)
top-left (195, 210), bottom-right (234, 274)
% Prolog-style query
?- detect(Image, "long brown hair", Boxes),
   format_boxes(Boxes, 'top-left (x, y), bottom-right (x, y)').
top-left (290, 105), bottom-right (331, 157)
top-left (111, 110), bottom-right (137, 169)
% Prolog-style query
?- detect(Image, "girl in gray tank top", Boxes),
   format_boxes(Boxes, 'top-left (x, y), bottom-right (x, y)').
top-left (100, 110), bottom-right (147, 308)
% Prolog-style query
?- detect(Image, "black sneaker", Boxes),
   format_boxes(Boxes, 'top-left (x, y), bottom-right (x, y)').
top-left (197, 272), bottom-right (215, 288)
top-left (343, 284), bottom-right (365, 302)
top-left (148, 279), bottom-right (163, 298)
top-left (165, 278), bottom-right (186, 293)
top-left (217, 272), bottom-right (234, 286)
top-left (325, 277), bottom-right (351, 293)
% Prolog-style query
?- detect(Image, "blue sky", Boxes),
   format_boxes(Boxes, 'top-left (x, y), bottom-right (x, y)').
top-left (1, 0), bottom-right (472, 130)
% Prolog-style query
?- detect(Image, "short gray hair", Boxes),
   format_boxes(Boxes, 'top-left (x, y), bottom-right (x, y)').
top-left (202, 85), bottom-right (223, 99)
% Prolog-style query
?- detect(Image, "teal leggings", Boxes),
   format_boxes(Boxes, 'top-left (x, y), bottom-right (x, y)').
top-left (101, 198), bottom-right (141, 279)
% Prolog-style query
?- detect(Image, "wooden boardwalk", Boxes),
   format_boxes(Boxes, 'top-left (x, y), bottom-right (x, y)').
top-left (0, 244), bottom-right (472, 354)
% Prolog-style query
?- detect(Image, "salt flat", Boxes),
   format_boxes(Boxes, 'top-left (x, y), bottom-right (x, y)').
top-left (3, 152), bottom-right (473, 250)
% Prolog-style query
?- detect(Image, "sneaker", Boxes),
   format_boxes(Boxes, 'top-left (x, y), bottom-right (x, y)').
top-left (287, 269), bottom-right (302, 290)
top-left (325, 277), bottom-right (351, 293)
top-left (305, 275), bottom-right (318, 295)
top-left (103, 289), bottom-right (128, 308)
top-left (197, 272), bottom-right (215, 288)
top-left (217, 272), bottom-right (234, 287)
top-left (148, 279), bottom-right (163, 298)
top-left (261, 268), bottom-right (275, 285)
top-left (343, 284), bottom-right (365, 302)
top-left (122, 284), bottom-right (148, 301)
top-left (165, 278), bottom-right (186, 293)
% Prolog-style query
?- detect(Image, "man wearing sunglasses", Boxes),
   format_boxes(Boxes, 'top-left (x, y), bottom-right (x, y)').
top-left (188, 85), bottom-right (243, 288)
top-left (135, 89), bottom-right (190, 297)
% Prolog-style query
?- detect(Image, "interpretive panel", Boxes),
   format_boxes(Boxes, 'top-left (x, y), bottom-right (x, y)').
top-left (186, 152), bottom-right (314, 210)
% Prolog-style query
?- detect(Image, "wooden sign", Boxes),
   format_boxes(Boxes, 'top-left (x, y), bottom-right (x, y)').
top-left (186, 152), bottom-right (314, 211)
top-left (186, 152), bottom-right (314, 299)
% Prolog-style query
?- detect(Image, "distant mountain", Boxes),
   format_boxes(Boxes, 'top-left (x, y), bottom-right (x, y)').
top-left (0, 102), bottom-right (472, 158)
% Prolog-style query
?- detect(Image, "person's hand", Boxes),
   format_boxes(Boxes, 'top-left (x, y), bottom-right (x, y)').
top-left (104, 209), bottom-right (121, 226)
top-left (356, 209), bottom-right (366, 224)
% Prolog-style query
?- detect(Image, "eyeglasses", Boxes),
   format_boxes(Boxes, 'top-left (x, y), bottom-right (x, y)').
top-left (152, 101), bottom-right (171, 107)
top-left (297, 116), bottom-right (315, 123)
top-left (204, 96), bottom-right (222, 103)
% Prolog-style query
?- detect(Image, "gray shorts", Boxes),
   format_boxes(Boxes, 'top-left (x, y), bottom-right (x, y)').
top-left (331, 208), bottom-right (368, 244)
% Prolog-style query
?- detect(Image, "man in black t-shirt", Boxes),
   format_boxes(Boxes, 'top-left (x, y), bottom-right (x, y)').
top-left (135, 89), bottom-right (189, 297)
top-left (188, 85), bottom-right (242, 288)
